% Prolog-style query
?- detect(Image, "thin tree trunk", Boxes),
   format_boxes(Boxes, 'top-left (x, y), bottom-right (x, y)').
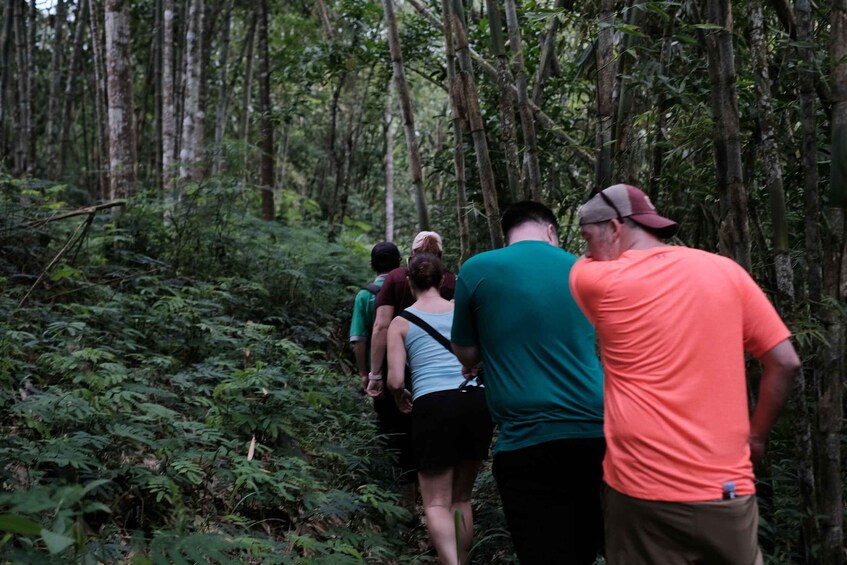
top-left (0, 1), bottom-right (13, 165)
top-left (531, 0), bottom-right (570, 106)
top-left (440, 0), bottom-right (471, 263)
top-left (756, 2), bottom-right (820, 556)
top-left (25, 0), bottom-right (34, 173)
top-left (405, 0), bottom-right (595, 168)
top-left (485, 0), bottom-right (520, 203)
top-left (240, 12), bottom-right (256, 185)
top-left (613, 0), bottom-right (644, 183)
top-left (212, 0), bottom-right (233, 176)
top-left (60, 0), bottom-right (89, 178)
top-left (749, 0), bottom-right (792, 299)
top-left (152, 0), bottom-right (162, 190)
top-left (384, 79), bottom-right (395, 242)
top-left (820, 4), bottom-right (847, 563)
top-left (90, 0), bottom-right (110, 199)
top-left (382, 0), bottom-right (430, 231)
top-left (46, 0), bottom-right (66, 178)
top-left (13, 0), bottom-right (29, 176)
top-left (702, 0), bottom-right (750, 271)
top-left (258, 0), bottom-right (273, 221)
top-left (104, 0), bottom-right (136, 203)
top-left (180, 0), bottom-right (202, 180)
top-left (503, 0), bottom-right (542, 203)
top-left (594, 0), bottom-right (614, 191)
top-left (450, 0), bottom-right (502, 247)
top-left (162, 0), bottom-right (177, 192)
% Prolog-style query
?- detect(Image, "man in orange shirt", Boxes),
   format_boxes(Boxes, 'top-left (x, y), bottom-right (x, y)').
top-left (569, 184), bottom-right (800, 564)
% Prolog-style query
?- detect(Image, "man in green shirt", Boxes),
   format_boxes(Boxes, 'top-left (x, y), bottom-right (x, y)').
top-left (451, 201), bottom-right (605, 565)
top-left (349, 242), bottom-right (414, 485)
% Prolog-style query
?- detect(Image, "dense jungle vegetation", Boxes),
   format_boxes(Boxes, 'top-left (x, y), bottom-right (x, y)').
top-left (0, 0), bottom-right (844, 563)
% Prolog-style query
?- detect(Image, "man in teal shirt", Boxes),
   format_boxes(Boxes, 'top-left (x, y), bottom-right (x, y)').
top-left (451, 201), bottom-right (605, 565)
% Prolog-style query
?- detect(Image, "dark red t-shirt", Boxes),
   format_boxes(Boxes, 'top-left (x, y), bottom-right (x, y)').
top-left (375, 266), bottom-right (456, 312)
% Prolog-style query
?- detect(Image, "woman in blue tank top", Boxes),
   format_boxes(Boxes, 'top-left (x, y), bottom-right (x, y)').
top-left (386, 252), bottom-right (493, 565)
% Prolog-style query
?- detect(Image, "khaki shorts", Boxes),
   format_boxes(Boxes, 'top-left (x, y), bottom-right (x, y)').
top-left (605, 485), bottom-right (764, 565)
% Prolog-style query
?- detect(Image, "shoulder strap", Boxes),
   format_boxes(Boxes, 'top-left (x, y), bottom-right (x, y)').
top-left (363, 283), bottom-right (381, 295)
top-left (398, 310), bottom-right (453, 355)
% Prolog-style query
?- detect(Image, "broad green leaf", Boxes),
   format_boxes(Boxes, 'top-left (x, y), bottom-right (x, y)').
top-left (40, 528), bottom-right (74, 554)
top-left (0, 514), bottom-right (42, 535)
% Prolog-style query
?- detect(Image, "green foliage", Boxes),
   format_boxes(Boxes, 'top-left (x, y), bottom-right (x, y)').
top-left (0, 187), bottom-right (415, 562)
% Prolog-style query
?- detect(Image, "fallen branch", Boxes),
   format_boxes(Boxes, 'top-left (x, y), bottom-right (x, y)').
top-left (23, 200), bottom-right (126, 229)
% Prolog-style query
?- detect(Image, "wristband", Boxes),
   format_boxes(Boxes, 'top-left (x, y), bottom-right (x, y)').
top-left (368, 372), bottom-right (383, 381)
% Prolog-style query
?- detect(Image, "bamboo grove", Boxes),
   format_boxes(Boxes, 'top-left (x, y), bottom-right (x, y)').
top-left (0, 0), bottom-right (844, 562)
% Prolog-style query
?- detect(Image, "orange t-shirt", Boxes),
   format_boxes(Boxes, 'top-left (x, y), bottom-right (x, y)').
top-left (570, 246), bottom-right (790, 501)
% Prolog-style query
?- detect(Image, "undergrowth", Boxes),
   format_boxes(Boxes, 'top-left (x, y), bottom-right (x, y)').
top-left (0, 179), bottom-right (432, 563)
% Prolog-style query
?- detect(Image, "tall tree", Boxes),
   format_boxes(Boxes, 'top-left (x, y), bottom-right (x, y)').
top-left (382, 0), bottom-right (429, 231)
top-left (594, 0), bottom-right (614, 191)
top-left (702, 0), bottom-right (750, 271)
top-left (90, 0), bottom-right (110, 199)
top-left (503, 0), bottom-right (542, 202)
top-left (484, 0), bottom-right (520, 203)
top-left (821, 3), bottom-right (846, 563)
top-left (258, 0), bottom-right (274, 221)
top-left (440, 0), bottom-right (471, 262)
top-left (212, 0), bottom-right (234, 176)
top-left (384, 78), bottom-right (395, 242)
top-left (60, 0), bottom-right (89, 177)
top-left (162, 0), bottom-right (177, 191)
top-left (0, 2), bottom-right (13, 164)
top-left (180, 0), bottom-right (203, 180)
top-left (46, 0), bottom-right (66, 177)
top-left (449, 0), bottom-right (503, 247)
top-left (13, 0), bottom-right (30, 175)
top-left (104, 0), bottom-right (136, 202)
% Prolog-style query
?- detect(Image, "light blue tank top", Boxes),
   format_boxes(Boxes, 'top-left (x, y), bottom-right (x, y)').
top-left (403, 307), bottom-right (467, 400)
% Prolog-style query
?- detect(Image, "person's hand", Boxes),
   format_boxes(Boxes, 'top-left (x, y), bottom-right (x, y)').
top-left (366, 374), bottom-right (384, 398)
top-left (359, 374), bottom-right (369, 391)
top-left (462, 363), bottom-right (482, 379)
top-left (394, 388), bottom-right (413, 413)
top-left (749, 434), bottom-right (766, 466)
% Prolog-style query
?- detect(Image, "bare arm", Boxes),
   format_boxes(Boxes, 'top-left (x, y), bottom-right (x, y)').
top-left (369, 304), bottom-right (395, 375)
top-left (749, 339), bottom-right (801, 464)
top-left (352, 340), bottom-right (368, 390)
top-left (386, 318), bottom-right (412, 413)
top-left (452, 343), bottom-right (481, 375)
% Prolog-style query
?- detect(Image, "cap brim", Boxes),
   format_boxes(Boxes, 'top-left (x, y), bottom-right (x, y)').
top-left (630, 214), bottom-right (678, 238)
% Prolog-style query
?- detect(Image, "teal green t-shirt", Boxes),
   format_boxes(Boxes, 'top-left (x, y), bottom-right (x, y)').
top-left (451, 240), bottom-right (604, 452)
top-left (349, 276), bottom-right (386, 353)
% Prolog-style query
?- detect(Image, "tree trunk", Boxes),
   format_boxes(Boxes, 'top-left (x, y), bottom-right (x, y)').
top-left (749, 0), bottom-right (792, 300)
top-left (162, 0), bottom-right (178, 194)
top-left (384, 78), bottom-right (395, 243)
top-left (180, 0), bottom-right (202, 180)
top-left (104, 0), bottom-right (136, 203)
top-left (0, 1), bottom-right (14, 165)
top-left (503, 0), bottom-right (542, 203)
top-left (405, 0), bottom-right (595, 169)
top-left (382, 0), bottom-right (430, 231)
top-left (531, 0), bottom-right (570, 106)
top-left (702, 0), bottom-right (751, 271)
top-left (90, 0), bottom-right (110, 199)
top-left (13, 0), bottom-right (29, 176)
top-left (46, 0), bottom-right (66, 178)
top-left (450, 0), bottom-right (503, 247)
top-left (440, 0), bottom-right (471, 263)
top-left (820, 4), bottom-right (847, 564)
top-left (240, 12), bottom-right (256, 185)
top-left (258, 0), bottom-right (274, 221)
top-left (60, 0), bottom-right (89, 178)
top-left (212, 0), bottom-right (233, 176)
top-left (594, 0), bottom-right (614, 191)
top-left (484, 0), bottom-right (520, 203)
top-left (25, 0), bottom-right (34, 173)
top-left (613, 0), bottom-right (644, 184)
top-left (152, 0), bottom-right (162, 190)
